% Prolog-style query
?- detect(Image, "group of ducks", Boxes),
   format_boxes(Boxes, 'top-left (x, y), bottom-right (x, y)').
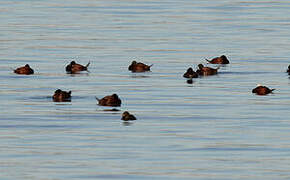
top-left (52, 90), bottom-right (135, 121)
top-left (182, 55), bottom-right (277, 95)
top-left (13, 60), bottom-right (145, 121)
top-left (183, 55), bottom-right (229, 79)
top-left (13, 55), bottom-right (286, 120)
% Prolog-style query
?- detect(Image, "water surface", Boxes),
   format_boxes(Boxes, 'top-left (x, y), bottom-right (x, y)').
top-left (1, 0), bottom-right (290, 179)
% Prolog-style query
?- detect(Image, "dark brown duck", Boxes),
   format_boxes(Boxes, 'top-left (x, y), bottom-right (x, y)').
top-left (128, 61), bottom-right (153, 72)
top-left (96, 94), bottom-right (121, 107)
top-left (196, 64), bottom-right (219, 76)
top-left (52, 89), bottom-right (71, 102)
top-left (121, 111), bottom-right (137, 121)
top-left (14, 64), bottom-right (34, 75)
top-left (206, 55), bottom-right (229, 64)
top-left (183, 67), bottom-right (198, 78)
top-left (252, 85), bottom-right (275, 95)
top-left (66, 61), bottom-right (90, 74)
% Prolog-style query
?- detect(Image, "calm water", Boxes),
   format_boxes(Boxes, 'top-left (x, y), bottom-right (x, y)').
top-left (1, 0), bottom-right (290, 179)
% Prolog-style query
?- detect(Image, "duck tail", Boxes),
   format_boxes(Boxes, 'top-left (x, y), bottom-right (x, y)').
top-left (205, 58), bottom-right (210, 63)
top-left (95, 97), bottom-right (100, 101)
top-left (85, 62), bottom-right (91, 72)
top-left (149, 64), bottom-right (153, 67)
top-left (270, 89), bottom-right (276, 93)
top-left (86, 61), bottom-right (90, 68)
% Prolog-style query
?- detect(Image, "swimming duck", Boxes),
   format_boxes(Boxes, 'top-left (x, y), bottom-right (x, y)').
top-left (96, 94), bottom-right (121, 107)
top-left (206, 55), bottom-right (229, 64)
top-left (121, 111), bottom-right (137, 121)
top-left (128, 61), bottom-right (153, 72)
top-left (183, 67), bottom-right (198, 78)
top-left (196, 64), bottom-right (219, 76)
top-left (287, 65), bottom-right (290, 74)
top-left (52, 89), bottom-right (71, 102)
top-left (252, 85), bottom-right (275, 95)
top-left (14, 64), bottom-right (34, 75)
top-left (66, 61), bottom-right (90, 74)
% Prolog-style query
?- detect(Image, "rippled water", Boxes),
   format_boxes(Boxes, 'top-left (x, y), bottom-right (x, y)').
top-left (1, 0), bottom-right (290, 179)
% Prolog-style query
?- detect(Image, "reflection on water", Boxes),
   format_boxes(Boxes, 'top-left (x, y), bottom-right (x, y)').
top-left (67, 73), bottom-right (90, 77)
top-left (122, 121), bottom-right (134, 126)
top-left (1, 0), bottom-right (290, 179)
top-left (102, 108), bottom-right (121, 112)
top-left (130, 75), bottom-right (151, 78)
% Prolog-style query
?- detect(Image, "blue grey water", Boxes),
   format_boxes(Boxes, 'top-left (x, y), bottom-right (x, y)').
top-left (0, 0), bottom-right (290, 179)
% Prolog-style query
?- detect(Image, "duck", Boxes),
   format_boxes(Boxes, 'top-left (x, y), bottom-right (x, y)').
top-left (128, 61), bottom-right (153, 72)
top-left (14, 64), bottom-right (34, 75)
top-left (196, 64), bottom-right (219, 76)
top-left (121, 111), bottom-right (137, 121)
top-left (287, 65), bottom-right (290, 74)
top-left (252, 85), bottom-right (275, 95)
top-left (206, 55), bottom-right (229, 64)
top-left (183, 67), bottom-right (198, 78)
top-left (66, 61), bottom-right (90, 74)
top-left (52, 89), bottom-right (71, 102)
top-left (96, 94), bottom-right (121, 107)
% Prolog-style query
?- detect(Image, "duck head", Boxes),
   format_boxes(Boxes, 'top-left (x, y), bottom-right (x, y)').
top-left (187, 67), bottom-right (194, 73)
top-left (198, 64), bottom-right (204, 69)
top-left (54, 89), bottom-right (62, 94)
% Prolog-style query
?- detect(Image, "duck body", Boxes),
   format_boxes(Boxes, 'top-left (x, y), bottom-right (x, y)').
top-left (206, 55), bottom-right (229, 64)
top-left (183, 67), bottom-right (198, 78)
top-left (14, 64), bottom-right (34, 75)
top-left (96, 94), bottom-right (121, 107)
top-left (128, 61), bottom-right (152, 72)
top-left (196, 64), bottom-right (219, 76)
top-left (52, 89), bottom-right (71, 102)
top-left (252, 85), bottom-right (275, 95)
top-left (66, 61), bottom-right (90, 74)
top-left (121, 111), bottom-right (137, 121)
